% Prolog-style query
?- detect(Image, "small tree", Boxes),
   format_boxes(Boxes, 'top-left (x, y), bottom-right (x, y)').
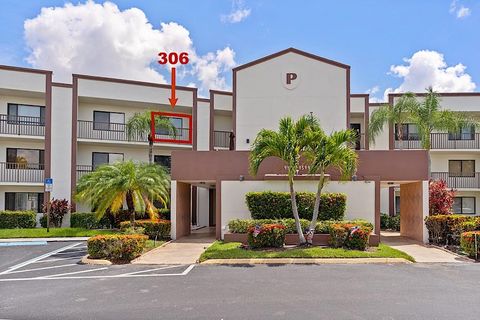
top-left (42, 198), bottom-right (70, 228)
top-left (429, 179), bottom-right (456, 215)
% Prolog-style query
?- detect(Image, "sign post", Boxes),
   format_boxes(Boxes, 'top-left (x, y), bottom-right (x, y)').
top-left (44, 178), bottom-right (53, 233)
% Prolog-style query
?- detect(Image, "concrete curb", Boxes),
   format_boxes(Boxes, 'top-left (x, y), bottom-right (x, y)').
top-left (200, 258), bottom-right (412, 265)
top-left (79, 255), bottom-right (112, 265)
top-left (0, 237), bottom-right (89, 242)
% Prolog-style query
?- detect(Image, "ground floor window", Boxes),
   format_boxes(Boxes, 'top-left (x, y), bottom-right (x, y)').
top-left (154, 155), bottom-right (171, 172)
top-left (453, 197), bottom-right (476, 215)
top-left (5, 192), bottom-right (44, 213)
top-left (395, 196), bottom-right (400, 215)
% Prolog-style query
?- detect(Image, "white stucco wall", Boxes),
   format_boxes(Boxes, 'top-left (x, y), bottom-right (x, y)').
top-left (392, 95), bottom-right (480, 113)
top-left (0, 141), bottom-right (45, 162)
top-left (369, 105), bottom-right (389, 150)
top-left (170, 180), bottom-right (178, 240)
top-left (213, 93), bottom-right (232, 112)
top-left (196, 187), bottom-right (210, 227)
top-left (350, 96), bottom-right (366, 113)
top-left (51, 86), bottom-right (73, 201)
top-left (0, 70), bottom-right (46, 93)
top-left (431, 152), bottom-right (480, 172)
top-left (196, 100), bottom-right (210, 151)
top-left (0, 95), bottom-right (46, 114)
top-left (220, 180), bottom-right (376, 237)
top-left (380, 188), bottom-right (390, 214)
top-left (214, 114), bottom-right (233, 131)
top-left (235, 52), bottom-right (347, 150)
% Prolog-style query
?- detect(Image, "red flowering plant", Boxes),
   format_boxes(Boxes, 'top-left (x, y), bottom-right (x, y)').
top-left (247, 224), bottom-right (286, 249)
top-left (429, 179), bottom-right (456, 216)
top-left (42, 198), bottom-right (71, 227)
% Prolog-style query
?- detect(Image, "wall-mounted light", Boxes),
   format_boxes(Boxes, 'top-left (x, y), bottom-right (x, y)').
top-left (246, 139), bottom-right (250, 144)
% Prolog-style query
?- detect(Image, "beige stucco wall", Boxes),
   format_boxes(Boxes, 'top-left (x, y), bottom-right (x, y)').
top-left (213, 94), bottom-right (232, 112)
top-left (393, 95), bottom-right (480, 113)
top-left (235, 52), bottom-right (347, 150)
top-left (220, 180), bottom-right (376, 238)
top-left (0, 140), bottom-right (45, 162)
top-left (400, 181), bottom-right (429, 242)
top-left (430, 152), bottom-right (480, 172)
top-left (0, 95), bottom-right (46, 115)
top-left (350, 96), bottom-right (366, 113)
top-left (214, 113), bottom-right (232, 131)
top-left (0, 70), bottom-right (46, 93)
top-left (368, 105), bottom-right (389, 150)
top-left (196, 100), bottom-right (210, 151)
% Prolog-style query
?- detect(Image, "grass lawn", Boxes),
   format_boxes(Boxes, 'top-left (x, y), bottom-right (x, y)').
top-left (199, 241), bottom-right (415, 262)
top-left (0, 228), bottom-right (119, 238)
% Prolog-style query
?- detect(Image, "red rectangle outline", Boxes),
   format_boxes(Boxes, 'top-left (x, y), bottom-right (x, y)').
top-left (150, 111), bottom-right (193, 145)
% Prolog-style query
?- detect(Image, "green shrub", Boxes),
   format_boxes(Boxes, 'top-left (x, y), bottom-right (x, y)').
top-left (380, 214), bottom-right (400, 231)
top-left (247, 224), bottom-right (286, 249)
top-left (329, 223), bottom-right (372, 250)
top-left (120, 219), bottom-right (171, 239)
top-left (460, 231), bottom-right (480, 259)
top-left (425, 215), bottom-right (480, 245)
top-left (40, 214), bottom-right (47, 228)
top-left (228, 218), bottom-right (373, 234)
top-left (158, 208), bottom-right (171, 220)
top-left (245, 191), bottom-right (346, 220)
top-left (0, 210), bottom-right (36, 229)
top-left (70, 212), bottom-right (111, 229)
top-left (87, 234), bottom-right (148, 262)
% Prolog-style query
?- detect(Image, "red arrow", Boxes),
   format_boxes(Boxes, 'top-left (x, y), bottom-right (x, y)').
top-left (169, 67), bottom-right (178, 108)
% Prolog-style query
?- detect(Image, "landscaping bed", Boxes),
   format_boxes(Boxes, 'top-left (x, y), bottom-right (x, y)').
top-left (199, 241), bottom-right (414, 262)
top-left (0, 228), bottom-right (118, 238)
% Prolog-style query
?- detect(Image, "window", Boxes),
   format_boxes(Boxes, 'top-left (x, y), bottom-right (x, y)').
top-left (453, 197), bottom-right (476, 215)
top-left (154, 155), bottom-right (171, 171)
top-left (5, 192), bottom-right (44, 213)
top-left (395, 124), bottom-right (419, 141)
top-left (6, 148), bottom-right (44, 169)
top-left (156, 117), bottom-right (183, 136)
top-left (395, 196), bottom-right (400, 215)
top-left (93, 111), bottom-right (125, 131)
top-left (449, 126), bottom-right (475, 140)
top-left (7, 103), bottom-right (45, 125)
top-left (449, 160), bottom-right (475, 177)
top-left (92, 152), bottom-right (124, 169)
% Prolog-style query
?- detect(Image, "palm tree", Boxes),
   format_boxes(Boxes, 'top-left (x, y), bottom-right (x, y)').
top-left (249, 115), bottom-right (318, 244)
top-left (369, 92), bottom-right (417, 149)
top-left (75, 161), bottom-right (170, 222)
top-left (304, 128), bottom-right (358, 244)
top-left (126, 111), bottom-right (177, 164)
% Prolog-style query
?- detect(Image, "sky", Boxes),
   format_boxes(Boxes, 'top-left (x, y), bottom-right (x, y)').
top-left (0, 0), bottom-right (479, 100)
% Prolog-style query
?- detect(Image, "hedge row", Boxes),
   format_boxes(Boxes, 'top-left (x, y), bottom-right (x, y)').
top-left (87, 234), bottom-right (148, 262)
top-left (0, 210), bottom-right (36, 229)
top-left (120, 220), bottom-right (171, 239)
top-left (245, 192), bottom-right (346, 220)
top-left (247, 224), bottom-right (286, 249)
top-left (329, 223), bottom-right (372, 251)
top-left (380, 214), bottom-right (400, 231)
top-left (425, 215), bottom-right (480, 245)
top-left (460, 231), bottom-right (480, 259)
top-left (71, 213), bottom-right (111, 229)
top-left (228, 218), bottom-right (373, 234)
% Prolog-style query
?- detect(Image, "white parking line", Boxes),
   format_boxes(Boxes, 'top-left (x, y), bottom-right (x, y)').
top-left (0, 242), bottom-right (81, 275)
top-left (32, 257), bottom-right (82, 263)
top-left (40, 267), bottom-right (108, 278)
top-left (7, 264), bottom-right (77, 274)
top-left (118, 265), bottom-right (183, 276)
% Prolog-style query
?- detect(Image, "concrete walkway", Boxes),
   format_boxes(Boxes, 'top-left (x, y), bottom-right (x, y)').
top-left (133, 231), bottom-right (215, 265)
top-left (381, 231), bottom-right (468, 263)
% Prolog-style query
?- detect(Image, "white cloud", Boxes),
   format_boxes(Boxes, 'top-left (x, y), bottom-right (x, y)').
top-left (450, 0), bottom-right (471, 18)
top-left (24, 1), bottom-right (236, 94)
top-left (365, 86), bottom-right (385, 102)
top-left (383, 50), bottom-right (476, 99)
top-left (221, 0), bottom-right (251, 23)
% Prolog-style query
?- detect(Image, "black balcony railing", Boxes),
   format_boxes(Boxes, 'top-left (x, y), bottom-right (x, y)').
top-left (76, 164), bottom-right (93, 181)
top-left (0, 114), bottom-right (45, 136)
top-left (213, 130), bottom-right (231, 149)
top-left (77, 120), bottom-right (191, 144)
top-left (395, 133), bottom-right (480, 149)
top-left (431, 172), bottom-right (480, 189)
top-left (0, 162), bottom-right (44, 183)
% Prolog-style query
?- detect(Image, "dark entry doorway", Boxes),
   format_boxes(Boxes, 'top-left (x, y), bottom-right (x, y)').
top-left (209, 189), bottom-right (216, 227)
top-left (350, 123), bottom-right (361, 150)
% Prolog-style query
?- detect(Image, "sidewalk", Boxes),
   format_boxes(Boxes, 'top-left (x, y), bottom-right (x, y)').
top-left (381, 231), bottom-right (468, 263)
top-left (133, 232), bottom-right (215, 265)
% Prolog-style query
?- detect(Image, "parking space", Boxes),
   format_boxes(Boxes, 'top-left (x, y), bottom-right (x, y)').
top-left (0, 241), bottom-right (195, 282)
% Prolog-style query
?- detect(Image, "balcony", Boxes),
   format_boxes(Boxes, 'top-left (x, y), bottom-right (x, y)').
top-left (76, 164), bottom-right (93, 181)
top-left (395, 133), bottom-right (480, 150)
top-left (213, 130), bottom-right (232, 149)
top-left (431, 172), bottom-right (480, 189)
top-left (0, 114), bottom-right (45, 137)
top-left (0, 162), bottom-right (44, 183)
top-left (77, 120), bottom-right (191, 145)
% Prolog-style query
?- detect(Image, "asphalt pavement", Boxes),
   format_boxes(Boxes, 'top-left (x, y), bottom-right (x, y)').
top-left (1, 242), bottom-right (479, 320)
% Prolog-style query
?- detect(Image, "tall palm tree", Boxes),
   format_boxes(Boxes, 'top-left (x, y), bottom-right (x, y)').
top-left (369, 92), bottom-right (418, 149)
top-left (304, 128), bottom-right (358, 243)
top-left (75, 161), bottom-right (170, 222)
top-left (249, 115), bottom-right (318, 244)
top-left (126, 111), bottom-right (176, 164)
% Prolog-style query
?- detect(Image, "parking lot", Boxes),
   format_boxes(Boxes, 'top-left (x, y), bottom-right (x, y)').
top-left (0, 241), bottom-right (194, 282)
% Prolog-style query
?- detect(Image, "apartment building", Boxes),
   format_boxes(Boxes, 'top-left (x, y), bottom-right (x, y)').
top-left (0, 48), bottom-right (477, 242)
